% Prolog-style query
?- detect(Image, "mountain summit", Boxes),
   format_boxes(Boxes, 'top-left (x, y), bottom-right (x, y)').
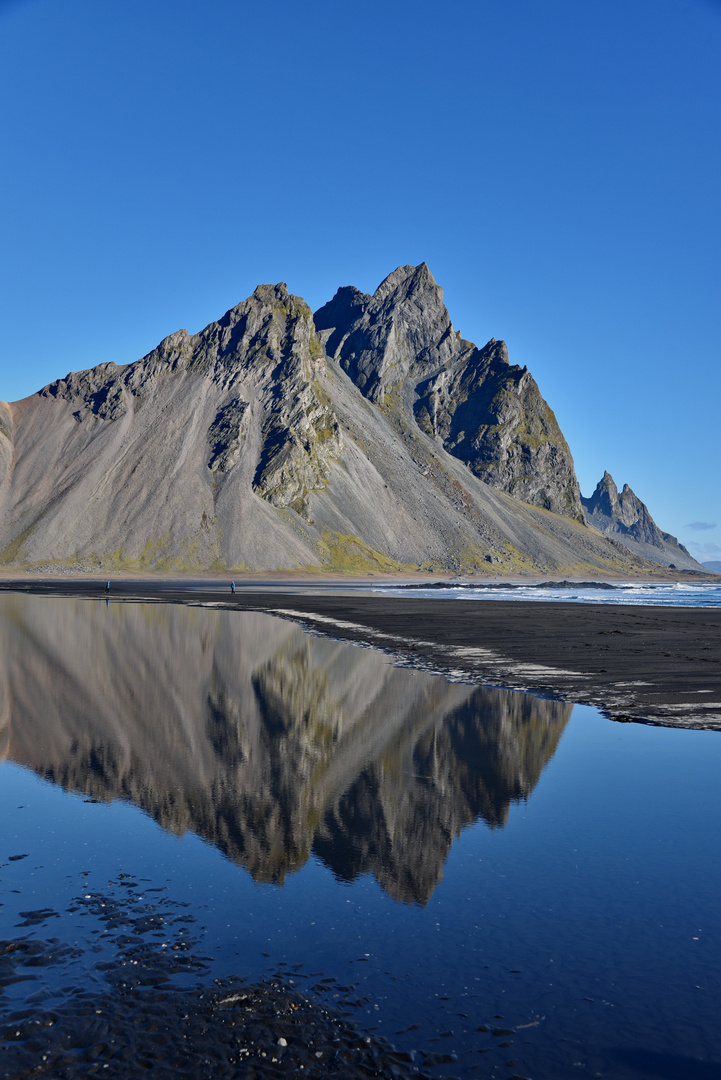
top-left (0, 265), bottom-right (694, 574)
top-left (582, 472), bottom-right (699, 570)
top-left (316, 264), bottom-right (583, 521)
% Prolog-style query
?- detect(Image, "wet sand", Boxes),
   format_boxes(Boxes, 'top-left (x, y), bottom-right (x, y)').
top-left (2, 578), bottom-right (720, 727)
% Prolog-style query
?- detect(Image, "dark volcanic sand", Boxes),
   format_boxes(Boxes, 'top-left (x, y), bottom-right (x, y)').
top-left (2, 579), bottom-right (720, 728)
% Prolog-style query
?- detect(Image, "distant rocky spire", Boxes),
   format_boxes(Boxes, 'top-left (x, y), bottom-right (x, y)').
top-left (582, 472), bottom-right (702, 569)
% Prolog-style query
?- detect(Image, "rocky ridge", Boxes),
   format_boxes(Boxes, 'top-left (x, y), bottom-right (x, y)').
top-left (315, 264), bottom-right (584, 520)
top-left (0, 264), bottom-right (687, 574)
top-left (582, 471), bottom-right (701, 571)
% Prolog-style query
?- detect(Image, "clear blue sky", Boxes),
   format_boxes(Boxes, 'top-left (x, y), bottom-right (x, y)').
top-left (1, 0), bottom-right (719, 561)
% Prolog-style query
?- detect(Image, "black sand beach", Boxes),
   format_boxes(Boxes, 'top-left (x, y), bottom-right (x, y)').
top-left (2, 578), bottom-right (720, 728)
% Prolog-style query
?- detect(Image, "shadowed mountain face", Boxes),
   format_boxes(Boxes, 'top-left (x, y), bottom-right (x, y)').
top-left (0, 265), bottom-right (657, 575)
top-left (0, 595), bottom-right (571, 904)
top-left (582, 471), bottom-right (704, 571)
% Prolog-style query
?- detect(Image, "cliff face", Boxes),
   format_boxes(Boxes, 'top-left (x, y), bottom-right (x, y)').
top-left (414, 338), bottom-right (583, 520)
top-left (582, 471), bottom-right (703, 571)
top-left (316, 264), bottom-right (584, 521)
top-left (0, 264), bottom-right (664, 574)
top-left (314, 263), bottom-right (459, 402)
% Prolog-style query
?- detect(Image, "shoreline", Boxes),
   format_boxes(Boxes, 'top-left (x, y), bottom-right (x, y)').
top-left (2, 577), bottom-right (721, 729)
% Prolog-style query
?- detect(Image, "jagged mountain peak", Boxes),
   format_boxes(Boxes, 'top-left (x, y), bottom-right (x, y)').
top-left (582, 473), bottom-right (702, 570)
top-left (414, 335), bottom-right (583, 521)
top-left (585, 470), bottom-right (620, 516)
top-left (584, 472), bottom-right (649, 527)
top-left (137, 282), bottom-right (321, 387)
top-left (313, 262), bottom-right (457, 403)
top-left (480, 338), bottom-right (509, 364)
top-left (314, 265), bottom-right (583, 520)
top-left (314, 264), bottom-right (439, 340)
top-left (373, 260), bottom-right (438, 303)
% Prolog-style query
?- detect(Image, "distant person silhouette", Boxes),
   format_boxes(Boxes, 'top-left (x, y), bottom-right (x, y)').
top-left (231, 581), bottom-right (236, 593)
top-left (105, 581), bottom-right (110, 593)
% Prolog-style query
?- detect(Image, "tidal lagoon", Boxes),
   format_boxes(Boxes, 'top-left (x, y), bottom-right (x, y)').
top-left (1, 593), bottom-right (720, 1079)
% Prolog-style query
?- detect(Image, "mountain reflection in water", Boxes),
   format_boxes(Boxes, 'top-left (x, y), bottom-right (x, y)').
top-left (0, 595), bottom-right (571, 903)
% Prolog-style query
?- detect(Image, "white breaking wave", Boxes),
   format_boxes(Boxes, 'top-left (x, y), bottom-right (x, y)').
top-left (369, 581), bottom-right (721, 608)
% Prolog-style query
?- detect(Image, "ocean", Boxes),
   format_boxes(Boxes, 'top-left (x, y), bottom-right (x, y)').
top-left (370, 578), bottom-right (721, 607)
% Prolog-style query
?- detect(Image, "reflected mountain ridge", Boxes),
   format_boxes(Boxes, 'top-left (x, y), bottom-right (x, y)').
top-left (1, 595), bottom-right (571, 903)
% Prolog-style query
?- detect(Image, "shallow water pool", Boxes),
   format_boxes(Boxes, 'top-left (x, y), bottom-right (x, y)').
top-left (1, 595), bottom-right (720, 1079)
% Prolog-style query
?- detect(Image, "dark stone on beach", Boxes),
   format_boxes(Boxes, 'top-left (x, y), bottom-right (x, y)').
top-left (421, 1049), bottom-right (459, 1066)
top-left (0, 973), bottom-right (440, 1080)
top-left (1, 881), bottom-right (438, 1080)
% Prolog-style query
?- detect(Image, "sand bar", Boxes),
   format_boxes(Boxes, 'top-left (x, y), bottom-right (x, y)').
top-left (2, 577), bottom-right (721, 729)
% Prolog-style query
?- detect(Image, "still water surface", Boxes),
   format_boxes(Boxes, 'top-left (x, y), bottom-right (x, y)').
top-left (1, 595), bottom-right (720, 1079)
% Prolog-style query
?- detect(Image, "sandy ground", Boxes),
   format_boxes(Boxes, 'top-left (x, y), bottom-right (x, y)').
top-left (1, 574), bottom-right (720, 728)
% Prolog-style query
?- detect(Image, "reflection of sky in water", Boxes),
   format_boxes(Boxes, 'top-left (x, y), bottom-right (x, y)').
top-left (1, 596), bottom-right (721, 1079)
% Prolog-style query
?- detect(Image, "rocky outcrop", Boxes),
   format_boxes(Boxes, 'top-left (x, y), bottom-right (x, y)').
top-left (41, 362), bottom-right (131, 422)
top-left (207, 398), bottom-right (249, 473)
top-left (314, 262), bottom-right (459, 402)
top-left (582, 471), bottom-right (703, 570)
top-left (316, 263), bottom-right (584, 521)
top-left (414, 337), bottom-right (584, 520)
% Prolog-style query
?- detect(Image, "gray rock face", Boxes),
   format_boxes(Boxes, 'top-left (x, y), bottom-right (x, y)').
top-left (139, 282), bottom-right (343, 519)
top-left (41, 363), bottom-right (130, 422)
top-left (0, 267), bottom-right (678, 574)
top-left (315, 262), bottom-right (458, 402)
top-left (316, 264), bottom-right (583, 521)
top-left (582, 472), bottom-right (704, 571)
top-left (207, 398), bottom-right (249, 473)
top-left (415, 338), bottom-right (584, 521)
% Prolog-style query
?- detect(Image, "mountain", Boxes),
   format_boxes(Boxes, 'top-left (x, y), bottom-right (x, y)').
top-left (582, 471), bottom-right (704, 571)
top-left (0, 264), bottom-right (675, 574)
top-left (703, 561), bottom-right (721, 574)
